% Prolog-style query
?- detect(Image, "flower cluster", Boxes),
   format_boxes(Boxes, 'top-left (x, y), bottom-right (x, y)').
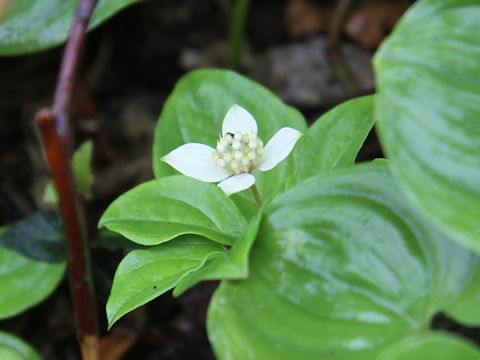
top-left (212, 132), bottom-right (264, 174)
top-left (162, 104), bottom-right (302, 195)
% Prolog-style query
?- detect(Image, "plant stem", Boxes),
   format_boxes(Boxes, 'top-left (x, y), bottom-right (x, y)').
top-left (53, 0), bottom-right (98, 139)
top-left (250, 184), bottom-right (262, 207)
top-left (37, 110), bottom-right (99, 359)
top-left (229, 0), bottom-right (251, 69)
top-left (328, 0), bottom-right (357, 96)
top-left (35, 0), bottom-right (99, 359)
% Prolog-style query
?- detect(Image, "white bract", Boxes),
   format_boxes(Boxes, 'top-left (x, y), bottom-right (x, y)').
top-left (162, 104), bottom-right (302, 195)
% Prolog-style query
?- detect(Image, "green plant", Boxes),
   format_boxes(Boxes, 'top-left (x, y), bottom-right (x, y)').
top-left (99, 1), bottom-right (480, 358)
top-left (0, 0), bottom-right (479, 359)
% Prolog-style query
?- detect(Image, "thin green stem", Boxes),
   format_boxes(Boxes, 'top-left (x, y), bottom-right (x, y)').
top-left (328, 0), bottom-right (357, 96)
top-left (250, 184), bottom-right (262, 207)
top-left (229, 0), bottom-right (251, 69)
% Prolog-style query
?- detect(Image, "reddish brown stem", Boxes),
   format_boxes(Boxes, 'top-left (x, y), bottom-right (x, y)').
top-left (37, 110), bottom-right (99, 359)
top-left (53, 0), bottom-right (98, 139)
top-left (35, 0), bottom-right (99, 359)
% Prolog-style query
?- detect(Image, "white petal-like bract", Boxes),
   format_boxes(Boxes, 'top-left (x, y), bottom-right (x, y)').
top-left (258, 127), bottom-right (302, 172)
top-left (218, 173), bottom-right (256, 195)
top-left (222, 104), bottom-right (258, 136)
top-left (162, 143), bottom-right (231, 182)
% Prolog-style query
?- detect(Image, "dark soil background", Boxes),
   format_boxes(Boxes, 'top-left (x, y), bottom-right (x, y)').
top-left (2, 0), bottom-right (477, 359)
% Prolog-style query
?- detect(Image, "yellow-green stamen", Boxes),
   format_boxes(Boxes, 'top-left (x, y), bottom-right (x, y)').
top-left (213, 132), bottom-right (263, 174)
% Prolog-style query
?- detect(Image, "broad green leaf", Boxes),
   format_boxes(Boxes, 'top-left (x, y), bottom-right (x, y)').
top-left (374, 0), bottom-right (480, 253)
top-left (0, 0), bottom-right (143, 55)
top-left (153, 69), bottom-right (307, 203)
top-left (377, 332), bottom-right (480, 360)
top-left (443, 258), bottom-right (480, 326)
top-left (288, 95), bottom-right (374, 187)
top-left (99, 176), bottom-right (247, 246)
top-left (43, 140), bottom-right (94, 203)
top-left (106, 236), bottom-right (225, 328)
top-left (89, 228), bottom-right (144, 251)
top-left (207, 161), bottom-right (480, 360)
top-left (0, 331), bottom-right (41, 360)
top-left (0, 211), bottom-right (66, 319)
top-left (173, 211), bottom-right (263, 297)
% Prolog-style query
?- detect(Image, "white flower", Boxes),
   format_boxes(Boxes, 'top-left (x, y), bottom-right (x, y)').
top-left (161, 104), bottom-right (302, 195)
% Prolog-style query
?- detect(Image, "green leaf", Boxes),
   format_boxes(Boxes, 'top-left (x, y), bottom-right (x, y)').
top-left (173, 210), bottom-right (263, 297)
top-left (153, 69), bottom-right (307, 203)
top-left (0, 0), bottom-right (143, 56)
top-left (106, 236), bottom-right (225, 328)
top-left (72, 140), bottom-right (94, 199)
top-left (288, 95), bottom-right (374, 186)
top-left (377, 332), bottom-right (480, 360)
top-left (0, 331), bottom-right (41, 360)
top-left (229, 193), bottom-right (258, 221)
top-left (89, 228), bottom-right (145, 251)
top-left (207, 161), bottom-right (480, 360)
top-left (374, 0), bottom-right (480, 253)
top-left (443, 257), bottom-right (480, 326)
top-left (106, 210), bottom-right (262, 327)
top-left (0, 211), bottom-right (66, 320)
top-left (43, 140), bottom-right (94, 203)
top-left (99, 176), bottom-right (247, 246)
top-left (42, 182), bottom-right (57, 203)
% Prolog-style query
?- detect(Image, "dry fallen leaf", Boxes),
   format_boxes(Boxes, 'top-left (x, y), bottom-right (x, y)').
top-left (285, 0), bottom-right (333, 38)
top-left (99, 327), bottom-right (137, 360)
top-left (285, 0), bottom-right (409, 48)
top-left (345, 0), bottom-right (410, 48)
